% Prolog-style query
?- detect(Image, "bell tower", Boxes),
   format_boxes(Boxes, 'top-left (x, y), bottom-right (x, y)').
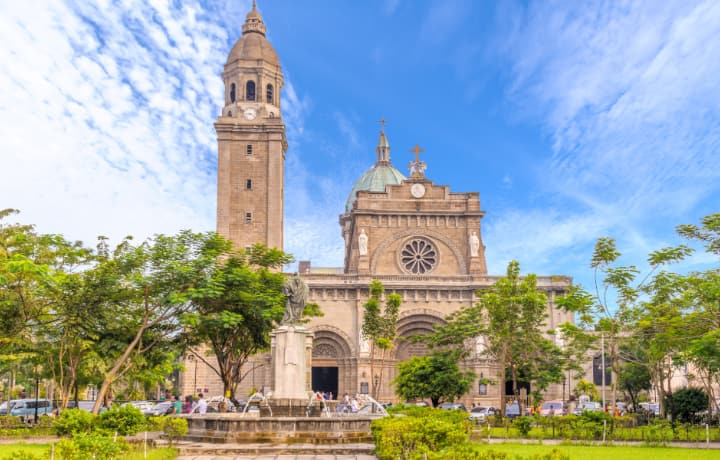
top-left (216, 2), bottom-right (287, 250)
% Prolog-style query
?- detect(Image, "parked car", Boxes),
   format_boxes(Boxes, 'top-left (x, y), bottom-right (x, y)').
top-left (8, 398), bottom-right (53, 418)
top-left (572, 401), bottom-right (603, 415)
top-left (439, 402), bottom-right (467, 411)
top-left (539, 400), bottom-right (566, 416)
top-left (66, 400), bottom-right (95, 412)
top-left (0, 400), bottom-right (18, 415)
top-left (469, 406), bottom-right (497, 421)
top-left (144, 401), bottom-right (175, 416)
top-left (127, 401), bottom-right (154, 413)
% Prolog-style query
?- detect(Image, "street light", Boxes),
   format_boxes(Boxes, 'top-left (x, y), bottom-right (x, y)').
top-left (562, 376), bottom-right (566, 406)
top-left (34, 365), bottom-right (40, 424)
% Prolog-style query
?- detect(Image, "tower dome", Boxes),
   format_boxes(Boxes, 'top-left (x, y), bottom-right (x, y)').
top-left (345, 129), bottom-right (406, 211)
top-left (226, 1), bottom-right (280, 68)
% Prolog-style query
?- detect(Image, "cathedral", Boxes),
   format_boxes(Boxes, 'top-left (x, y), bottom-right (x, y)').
top-left (179, 4), bottom-right (574, 406)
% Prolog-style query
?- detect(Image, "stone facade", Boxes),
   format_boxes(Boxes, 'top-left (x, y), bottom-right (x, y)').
top-left (179, 4), bottom-right (575, 407)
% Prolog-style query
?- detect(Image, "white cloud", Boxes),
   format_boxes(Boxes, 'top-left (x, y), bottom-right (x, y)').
top-left (0, 0), bottom-right (249, 246)
top-left (488, 0), bottom-right (720, 283)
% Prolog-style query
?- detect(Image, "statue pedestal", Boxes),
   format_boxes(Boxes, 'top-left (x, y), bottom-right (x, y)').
top-left (270, 325), bottom-right (314, 399)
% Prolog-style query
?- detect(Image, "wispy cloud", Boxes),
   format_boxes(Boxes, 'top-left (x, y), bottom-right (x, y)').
top-left (0, 0), bottom-right (249, 244)
top-left (487, 0), bottom-right (720, 283)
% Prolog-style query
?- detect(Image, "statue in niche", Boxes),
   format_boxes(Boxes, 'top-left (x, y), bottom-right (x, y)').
top-left (470, 231), bottom-right (480, 257)
top-left (358, 229), bottom-right (368, 256)
top-left (281, 273), bottom-right (309, 325)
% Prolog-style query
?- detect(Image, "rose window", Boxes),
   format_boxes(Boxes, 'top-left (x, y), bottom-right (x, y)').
top-left (400, 238), bottom-right (437, 274)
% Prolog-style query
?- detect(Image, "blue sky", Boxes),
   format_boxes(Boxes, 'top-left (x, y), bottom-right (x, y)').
top-left (1, 0), bottom-right (718, 290)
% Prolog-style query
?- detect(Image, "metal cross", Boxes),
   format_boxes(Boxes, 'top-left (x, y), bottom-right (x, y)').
top-left (409, 143), bottom-right (424, 164)
top-left (378, 118), bottom-right (388, 130)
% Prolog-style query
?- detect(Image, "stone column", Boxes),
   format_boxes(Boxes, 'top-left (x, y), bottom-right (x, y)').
top-left (270, 325), bottom-right (315, 399)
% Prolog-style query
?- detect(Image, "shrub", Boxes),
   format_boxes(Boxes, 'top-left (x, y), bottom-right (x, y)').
top-left (667, 387), bottom-right (708, 423)
top-left (372, 411), bottom-right (470, 460)
top-left (97, 404), bottom-right (146, 435)
top-left (53, 408), bottom-right (96, 436)
top-left (0, 416), bottom-right (23, 428)
top-left (513, 416), bottom-right (533, 437)
top-left (644, 418), bottom-right (673, 445)
top-left (148, 416), bottom-right (188, 446)
top-left (4, 452), bottom-right (45, 460)
top-left (56, 432), bottom-right (128, 460)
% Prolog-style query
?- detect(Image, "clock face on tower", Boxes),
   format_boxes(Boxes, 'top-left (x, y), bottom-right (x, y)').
top-left (243, 107), bottom-right (257, 120)
top-left (410, 183), bottom-right (426, 198)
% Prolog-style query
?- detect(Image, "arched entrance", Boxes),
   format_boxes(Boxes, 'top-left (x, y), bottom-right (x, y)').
top-left (311, 326), bottom-right (355, 399)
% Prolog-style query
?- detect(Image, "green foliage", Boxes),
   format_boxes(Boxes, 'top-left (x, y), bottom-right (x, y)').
top-left (3, 452), bottom-right (45, 460)
top-left (666, 387), bottom-right (708, 423)
top-left (362, 280), bottom-right (401, 398)
top-left (573, 379), bottom-right (599, 402)
top-left (371, 410), bottom-right (471, 460)
top-left (181, 243), bottom-right (298, 400)
top-left (393, 352), bottom-right (474, 407)
top-left (56, 432), bottom-right (127, 460)
top-left (513, 416), bottom-right (533, 436)
top-left (97, 404), bottom-right (146, 435)
top-left (148, 416), bottom-right (188, 446)
top-left (53, 408), bottom-right (96, 436)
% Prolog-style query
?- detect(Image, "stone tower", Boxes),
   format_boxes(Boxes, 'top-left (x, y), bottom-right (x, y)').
top-left (216, 2), bottom-right (287, 250)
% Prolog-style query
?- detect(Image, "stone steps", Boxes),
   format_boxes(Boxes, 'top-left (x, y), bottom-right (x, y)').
top-left (174, 441), bottom-right (376, 456)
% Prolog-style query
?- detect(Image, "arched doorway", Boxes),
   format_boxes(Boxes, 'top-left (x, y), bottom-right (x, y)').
top-left (311, 326), bottom-right (355, 399)
top-left (385, 310), bottom-right (446, 401)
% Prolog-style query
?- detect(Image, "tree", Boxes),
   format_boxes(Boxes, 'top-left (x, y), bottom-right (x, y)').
top-left (90, 231), bottom-right (225, 413)
top-left (666, 387), bottom-right (708, 423)
top-left (581, 238), bottom-right (691, 415)
top-left (617, 361), bottom-right (651, 410)
top-left (182, 243), bottom-right (321, 402)
top-left (0, 209), bottom-right (93, 408)
top-left (423, 261), bottom-right (564, 416)
top-left (393, 352), bottom-right (474, 407)
top-left (361, 280), bottom-right (401, 400)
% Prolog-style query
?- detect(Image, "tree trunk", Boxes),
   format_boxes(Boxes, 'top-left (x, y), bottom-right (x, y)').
top-left (369, 342), bottom-right (376, 399)
top-left (499, 346), bottom-right (508, 417)
top-left (376, 347), bottom-right (386, 401)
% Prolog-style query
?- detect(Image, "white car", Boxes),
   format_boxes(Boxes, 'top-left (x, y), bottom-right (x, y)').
top-left (469, 406), bottom-right (497, 421)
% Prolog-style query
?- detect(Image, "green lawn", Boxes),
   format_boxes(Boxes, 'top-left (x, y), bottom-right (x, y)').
top-left (0, 444), bottom-right (176, 459)
top-left (486, 442), bottom-right (720, 460)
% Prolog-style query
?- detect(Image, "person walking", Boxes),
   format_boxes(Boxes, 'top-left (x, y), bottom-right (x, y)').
top-left (196, 393), bottom-right (208, 414)
top-left (172, 395), bottom-right (182, 414)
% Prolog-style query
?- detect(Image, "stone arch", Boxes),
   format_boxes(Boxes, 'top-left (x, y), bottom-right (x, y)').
top-left (393, 309), bottom-right (446, 361)
top-left (369, 228), bottom-right (467, 274)
top-left (310, 324), bottom-right (356, 399)
top-left (310, 324), bottom-right (356, 358)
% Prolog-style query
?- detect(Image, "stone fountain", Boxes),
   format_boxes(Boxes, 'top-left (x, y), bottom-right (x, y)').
top-left (180, 274), bottom-right (377, 449)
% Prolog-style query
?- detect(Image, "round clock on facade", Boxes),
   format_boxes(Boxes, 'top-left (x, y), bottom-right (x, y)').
top-left (410, 183), bottom-right (426, 198)
top-left (243, 107), bottom-right (257, 120)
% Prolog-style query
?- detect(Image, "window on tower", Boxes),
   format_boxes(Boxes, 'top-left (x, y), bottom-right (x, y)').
top-left (230, 83), bottom-right (236, 103)
top-left (245, 212), bottom-right (253, 224)
top-left (246, 80), bottom-right (256, 101)
top-left (266, 84), bottom-right (274, 104)
top-left (246, 144), bottom-right (253, 155)
top-left (246, 179), bottom-right (252, 190)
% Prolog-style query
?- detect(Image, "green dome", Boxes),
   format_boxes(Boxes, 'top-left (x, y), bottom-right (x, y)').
top-left (345, 164), bottom-right (406, 211)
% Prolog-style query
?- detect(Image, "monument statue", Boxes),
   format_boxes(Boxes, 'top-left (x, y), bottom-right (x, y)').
top-left (358, 229), bottom-right (368, 256)
top-left (470, 231), bottom-right (480, 257)
top-left (282, 272), bottom-right (309, 325)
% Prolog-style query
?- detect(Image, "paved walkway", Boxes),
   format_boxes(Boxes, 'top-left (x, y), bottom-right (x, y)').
top-left (176, 456), bottom-right (376, 460)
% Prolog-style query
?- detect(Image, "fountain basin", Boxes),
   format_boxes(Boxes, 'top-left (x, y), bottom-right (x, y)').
top-left (181, 414), bottom-right (374, 444)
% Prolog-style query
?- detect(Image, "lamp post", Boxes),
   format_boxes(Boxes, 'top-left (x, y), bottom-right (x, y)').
top-left (34, 365), bottom-right (40, 424)
top-left (562, 376), bottom-right (566, 406)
